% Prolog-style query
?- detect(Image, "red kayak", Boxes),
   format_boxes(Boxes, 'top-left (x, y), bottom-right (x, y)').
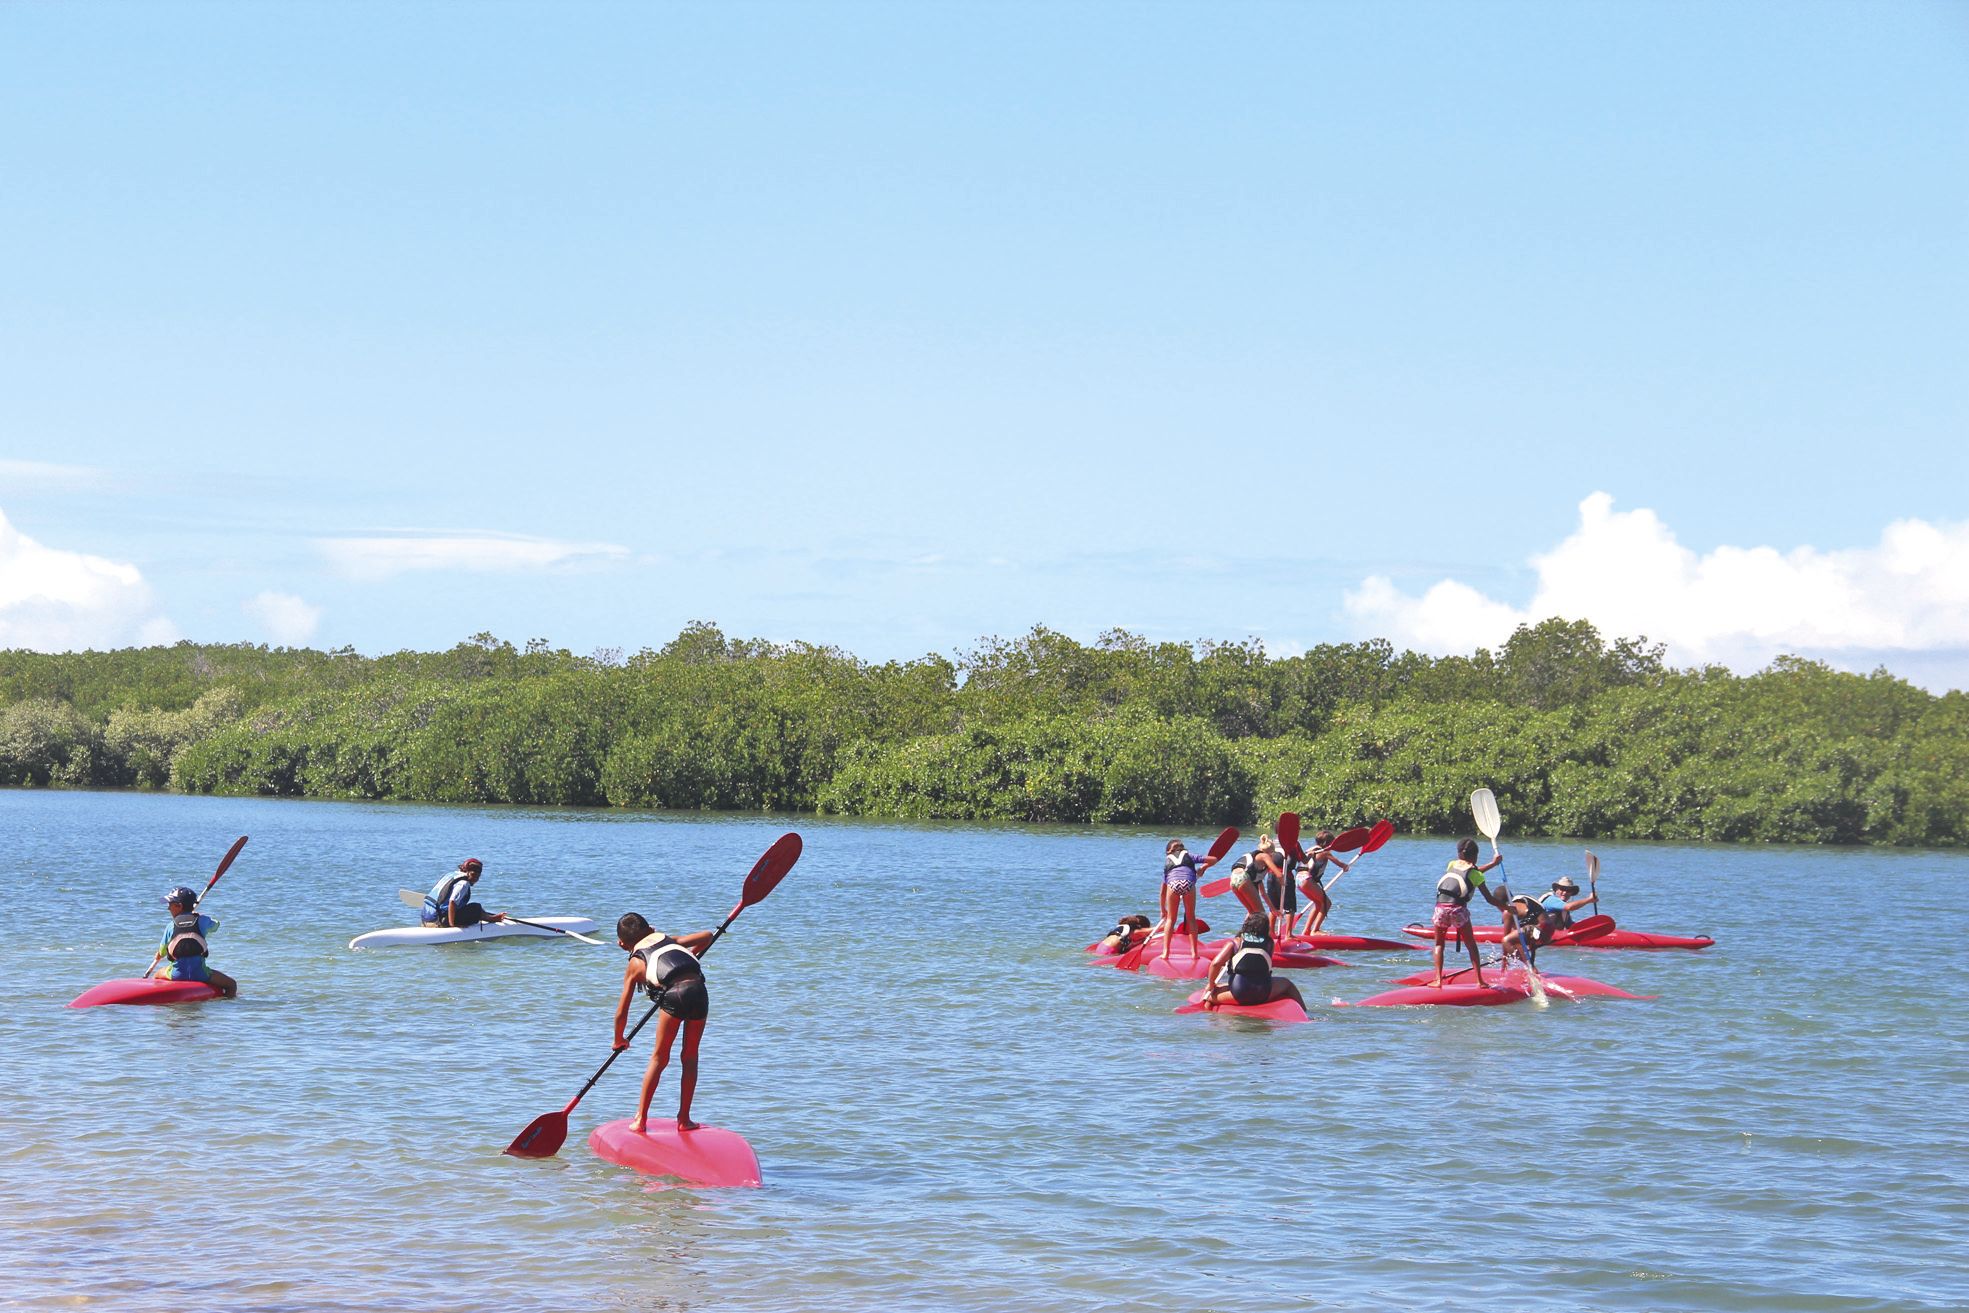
top-left (69, 978), bottom-right (224, 1009)
top-left (1176, 988), bottom-right (1310, 1024)
top-left (1350, 967), bottom-right (1653, 1006)
top-left (1280, 933), bottom-right (1419, 953)
top-left (1142, 946), bottom-right (1346, 979)
top-left (1389, 966), bottom-right (1654, 999)
top-left (589, 1120), bottom-right (762, 1188)
top-left (1344, 982), bottom-right (1529, 1008)
top-left (1401, 921), bottom-right (1713, 950)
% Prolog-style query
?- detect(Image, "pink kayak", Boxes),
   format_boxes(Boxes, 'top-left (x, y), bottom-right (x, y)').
top-left (1344, 982), bottom-right (1529, 1007)
top-left (1280, 933), bottom-right (1419, 953)
top-left (1389, 966), bottom-right (1654, 999)
top-left (69, 978), bottom-right (224, 1009)
top-left (1141, 943), bottom-right (1346, 978)
top-left (1401, 922), bottom-right (1712, 950)
top-left (589, 1120), bottom-right (762, 1188)
top-left (1176, 988), bottom-right (1310, 1024)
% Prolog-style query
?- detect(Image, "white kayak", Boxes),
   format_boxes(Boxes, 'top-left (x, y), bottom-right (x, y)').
top-left (349, 917), bottom-right (600, 950)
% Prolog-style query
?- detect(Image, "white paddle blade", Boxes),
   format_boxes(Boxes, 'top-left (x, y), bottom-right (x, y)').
top-left (1585, 851), bottom-right (1600, 881)
top-left (1470, 788), bottom-right (1501, 842)
top-left (398, 888), bottom-right (426, 910)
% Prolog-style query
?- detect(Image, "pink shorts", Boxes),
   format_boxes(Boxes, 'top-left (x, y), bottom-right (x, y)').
top-left (1431, 903), bottom-right (1472, 933)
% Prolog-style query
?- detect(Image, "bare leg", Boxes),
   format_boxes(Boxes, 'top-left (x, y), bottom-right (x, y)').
top-left (1180, 888), bottom-right (1200, 958)
top-left (1156, 882), bottom-right (1179, 960)
top-left (1462, 925), bottom-right (1486, 987)
top-left (1432, 924), bottom-right (1448, 988)
top-left (675, 1018), bottom-right (704, 1130)
top-left (1306, 884), bottom-right (1331, 934)
top-left (207, 968), bottom-right (237, 998)
top-left (632, 1009), bottom-right (682, 1132)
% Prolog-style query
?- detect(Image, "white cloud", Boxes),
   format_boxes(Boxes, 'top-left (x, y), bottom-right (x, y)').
top-left (316, 532), bottom-right (630, 581)
top-left (0, 507), bottom-right (179, 650)
top-left (0, 460), bottom-right (110, 492)
top-left (1345, 493), bottom-right (1969, 686)
top-left (243, 591), bottom-right (323, 646)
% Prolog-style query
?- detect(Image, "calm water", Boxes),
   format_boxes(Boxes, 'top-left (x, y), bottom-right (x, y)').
top-left (2, 789), bottom-right (1964, 1312)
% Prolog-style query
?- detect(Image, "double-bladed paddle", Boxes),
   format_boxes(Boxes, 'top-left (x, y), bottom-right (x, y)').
top-left (142, 835), bottom-right (248, 980)
top-left (1469, 788), bottom-right (1547, 1000)
top-left (504, 832), bottom-right (803, 1159)
top-left (393, 888), bottom-right (604, 945)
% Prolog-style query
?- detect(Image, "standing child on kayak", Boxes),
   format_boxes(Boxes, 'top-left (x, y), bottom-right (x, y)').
top-left (1230, 834), bottom-right (1284, 925)
top-left (612, 913), bottom-right (714, 1132)
top-left (1429, 838), bottom-right (1507, 988)
top-left (422, 858), bottom-right (507, 929)
top-left (156, 886), bottom-right (237, 998)
top-left (1200, 911), bottom-right (1308, 1012)
top-left (1155, 840), bottom-right (1223, 965)
top-left (1291, 828), bottom-right (1353, 937)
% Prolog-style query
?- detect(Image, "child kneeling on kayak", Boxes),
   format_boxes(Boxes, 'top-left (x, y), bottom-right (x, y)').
top-left (158, 885), bottom-right (237, 998)
top-left (1200, 912), bottom-right (1306, 1012)
top-left (613, 913), bottom-right (715, 1132)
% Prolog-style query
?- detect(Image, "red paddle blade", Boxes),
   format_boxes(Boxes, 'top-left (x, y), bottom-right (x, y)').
top-left (504, 1110), bottom-right (569, 1159)
top-left (739, 832), bottom-right (802, 909)
top-left (1567, 915), bottom-right (1615, 940)
top-left (1199, 876), bottom-right (1232, 899)
top-left (1205, 827), bottom-right (1239, 863)
top-left (1328, 825), bottom-right (1372, 853)
top-left (1363, 819), bottom-right (1395, 853)
top-left (205, 835), bottom-right (250, 893)
top-left (1275, 813), bottom-right (1303, 863)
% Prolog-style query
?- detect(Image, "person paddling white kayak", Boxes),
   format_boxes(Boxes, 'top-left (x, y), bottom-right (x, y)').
top-left (421, 858), bottom-right (508, 929)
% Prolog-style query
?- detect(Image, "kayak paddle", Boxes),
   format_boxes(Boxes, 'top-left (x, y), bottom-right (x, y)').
top-left (504, 831), bottom-right (803, 1159)
top-left (1276, 813), bottom-right (1303, 864)
top-left (1586, 849), bottom-right (1600, 916)
top-left (142, 835), bottom-right (247, 980)
top-left (1471, 788), bottom-right (1502, 860)
top-left (393, 889), bottom-right (603, 945)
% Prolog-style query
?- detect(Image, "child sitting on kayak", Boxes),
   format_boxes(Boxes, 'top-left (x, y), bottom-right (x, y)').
top-left (157, 886), bottom-right (237, 998)
top-left (613, 913), bottom-right (715, 1133)
top-left (1538, 876), bottom-right (1594, 929)
top-left (1200, 912), bottom-right (1307, 1012)
top-left (422, 858), bottom-right (508, 929)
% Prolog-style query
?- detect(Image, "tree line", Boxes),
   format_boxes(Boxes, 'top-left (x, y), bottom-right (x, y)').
top-left (2, 619), bottom-right (1962, 845)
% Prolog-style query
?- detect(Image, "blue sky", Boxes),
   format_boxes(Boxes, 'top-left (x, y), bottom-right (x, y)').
top-left (3, 2), bottom-right (1966, 686)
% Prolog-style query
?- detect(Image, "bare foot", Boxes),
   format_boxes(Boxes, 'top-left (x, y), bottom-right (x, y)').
top-left (629, 1117), bottom-right (647, 1133)
top-left (677, 1117), bottom-right (700, 1132)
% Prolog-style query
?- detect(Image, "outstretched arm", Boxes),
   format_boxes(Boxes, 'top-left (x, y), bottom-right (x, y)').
top-left (612, 963), bottom-right (641, 1048)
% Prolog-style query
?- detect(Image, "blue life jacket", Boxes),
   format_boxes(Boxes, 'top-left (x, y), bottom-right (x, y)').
top-left (423, 873), bottom-right (470, 925)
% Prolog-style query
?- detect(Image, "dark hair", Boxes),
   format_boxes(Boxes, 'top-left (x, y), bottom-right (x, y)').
top-left (1314, 829), bottom-right (1333, 843)
top-left (1456, 838), bottom-right (1479, 862)
top-left (616, 912), bottom-right (652, 945)
top-left (1120, 914), bottom-right (1151, 930)
top-left (1240, 911), bottom-right (1270, 937)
